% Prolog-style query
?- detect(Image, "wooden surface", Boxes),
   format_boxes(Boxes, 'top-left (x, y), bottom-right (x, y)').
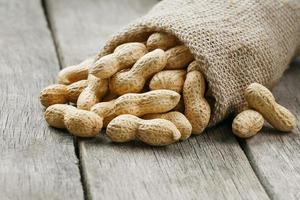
top-left (0, 0), bottom-right (83, 199)
top-left (45, 0), bottom-right (267, 199)
top-left (0, 0), bottom-right (299, 199)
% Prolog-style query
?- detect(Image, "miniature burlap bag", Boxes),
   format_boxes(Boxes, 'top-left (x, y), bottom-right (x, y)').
top-left (97, 0), bottom-right (300, 125)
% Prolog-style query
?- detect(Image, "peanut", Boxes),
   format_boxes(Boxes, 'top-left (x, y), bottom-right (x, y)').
top-left (91, 89), bottom-right (180, 125)
top-left (90, 42), bottom-right (147, 79)
top-left (143, 111), bottom-right (192, 140)
top-left (103, 114), bottom-right (118, 127)
top-left (66, 80), bottom-right (89, 103)
top-left (232, 110), bottom-right (264, 138)
top-left (44, 104), bottom-right (102, 137)
top-left (149, 70), bottom-right (186, 93)
top-left (245, 83), bottom-right (296, 132)
top-left (106, 114), bottom-right (181, 146)
top-left (109, 49), bottom-right (167, 95)
top-left (58, 57), bottom-right (94, 85)
top-left (91, 90), bottom-right (180, 127)
top-left (187, 60), bottom-right (201, 72)
top-left (91, 100), bottom-right (116, 127)
top-left (183, 70), bottom-right (211, 134)
top-left (114, 89), bottom-right (180, 116)
top-left (40, 80), bottom-right (88, 107)
top-left (165, 45), bottom-right (194, 69)
top-left (146, 32), bottom-right (179, 51)
top-left (77, 75), bottom-right (108, 110)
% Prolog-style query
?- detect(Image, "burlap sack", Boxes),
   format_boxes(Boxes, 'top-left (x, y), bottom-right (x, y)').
top-left (97, 0), bottom-right (300, 125)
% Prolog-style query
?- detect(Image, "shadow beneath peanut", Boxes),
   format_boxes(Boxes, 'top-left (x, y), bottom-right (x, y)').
top-left (81, 133), bottom-right (168, 150)
top-left (259, 125), bottom-right (296, 136)
top-left (48, 126), bottom-right (72, 137)
top-left (201, 119), bottom-right (237, 144)
top-left (79, 118), bottom-right (238, 150)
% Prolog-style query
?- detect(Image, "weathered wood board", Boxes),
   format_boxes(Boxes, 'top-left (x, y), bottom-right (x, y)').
top-left (45, 0), bottom-right (270, 199)
top-left (241, 60), bottom-right (300, 200)
top-left (0, 0), bottom-right (83, 199)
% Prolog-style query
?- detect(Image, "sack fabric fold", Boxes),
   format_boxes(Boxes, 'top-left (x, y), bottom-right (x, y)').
top-left (97, 0), bottom-right (300, 125)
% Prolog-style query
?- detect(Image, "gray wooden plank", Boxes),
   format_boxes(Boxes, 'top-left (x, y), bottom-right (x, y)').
top-left (241, 60), bottom-right (300, 200)
top-left (46, 0), bottom-right (158, 66)
top-left (79, 126), bottom-right (270, 200)
top-left (45, 0), bottom-right (270, 199)
top-left (0, 0), bottom-right (84, 199)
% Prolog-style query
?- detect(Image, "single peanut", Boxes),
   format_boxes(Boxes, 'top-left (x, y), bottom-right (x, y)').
top-left (187, 60), bottom-right (201, 72)
top-left (40, 80), bottom-right (88, 107)
top-left (149, 70), bottom-right (186, 93)
top-left (77, 75), bottom-right (108, 110)
top-left (89, 42), bottom-right (147, 79)
top-left (109, 49), bottom-right (167, 95)
top-left (146, 32), bottom-right (179, 51)
top-left (232, 109), bottom-right (264, 138)
top-left (143, 111), bottom-right (192, 140)
top-left (245, 83), bottom-right (296, 132)
top-left (183, 70), bottom-right (211, 134)
top-left (91, 89), bottom-right (181, 125)
top-left (165, 45), bottom-right (194, 69)
top-left (114, 89), bottom-right (180, 116)
top-left (58, 57), bottom-right (94, 85)
top-left (66, 80), bottom-right (89, 103)
top-left (40, 84), bottom-right (67, 108)
top-left (44, 104), bottom-right (102, 137)
top-left (106, 114), bottom-right (181, 146)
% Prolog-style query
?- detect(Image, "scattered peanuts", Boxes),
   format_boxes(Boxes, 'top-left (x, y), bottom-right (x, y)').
top-left (40, 80), bottom-right (88, 107)
top-left (40, 32), bottom-right (296, 146)
top-left (245, 83), bottom-right (296, 132)
top-left (232, 109), bottom-right (264, 138)
top-left (106, 114), bottom-right (181, 146)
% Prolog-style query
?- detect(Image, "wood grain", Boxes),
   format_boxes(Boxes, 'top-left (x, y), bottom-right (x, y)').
top-left (45, 0), bottom-right (158, 66)
top-left (45, 0), bottom-right (270, 199)
top-left (241, 60), bottom-right (300, 200)
top-left (0, 0), bottom-right (83, 199)
top-left (79, 125), bottom-right (270, 200)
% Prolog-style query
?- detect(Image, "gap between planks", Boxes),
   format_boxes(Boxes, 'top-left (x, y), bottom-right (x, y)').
top-left (41, 0), bottom-right (88, 199)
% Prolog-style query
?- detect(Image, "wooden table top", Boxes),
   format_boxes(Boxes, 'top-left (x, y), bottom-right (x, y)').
top-left (0, 0), bottom-right (299, 199)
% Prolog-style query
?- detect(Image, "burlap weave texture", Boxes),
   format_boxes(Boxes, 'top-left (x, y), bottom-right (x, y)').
top-left (98, 0), bottom-right (300, 125)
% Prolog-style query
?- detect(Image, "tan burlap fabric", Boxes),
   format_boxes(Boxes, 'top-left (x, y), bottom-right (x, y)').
top-left (97, 0), bottom-right (300, 125)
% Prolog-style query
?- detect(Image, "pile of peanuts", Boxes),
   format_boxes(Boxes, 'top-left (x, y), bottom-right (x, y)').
top-left (40, 32), bottom-right (296, 146)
